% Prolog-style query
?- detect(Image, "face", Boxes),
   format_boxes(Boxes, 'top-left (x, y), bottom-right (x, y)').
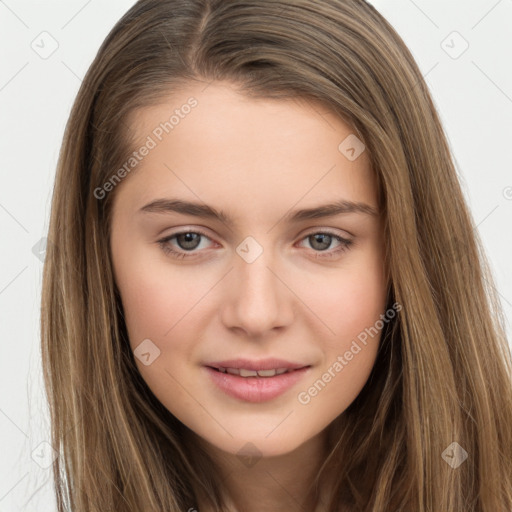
top-left (110, 80), bottom-right (388, 459)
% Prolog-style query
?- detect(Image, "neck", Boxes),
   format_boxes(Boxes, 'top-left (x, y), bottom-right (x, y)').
top-left (188, 428), bottom-right (333, 512)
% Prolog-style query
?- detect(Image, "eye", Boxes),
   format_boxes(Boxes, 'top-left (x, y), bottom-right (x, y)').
top-left (296, 231), bottom-right (354, 260)
top-left (157, 229), bottom-right (354, 260)
top-left (157, 229), bottom-right (215, 259)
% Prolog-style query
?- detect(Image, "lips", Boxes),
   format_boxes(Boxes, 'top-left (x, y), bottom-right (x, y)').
top-left (206, 358), bottom-right (308, 372)
top-left (214, 367), bottom-right (291, 377)
top-left (204, 359), bottom-right (312, 402)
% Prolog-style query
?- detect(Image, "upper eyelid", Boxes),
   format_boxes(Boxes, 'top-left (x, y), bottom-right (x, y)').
top-left (162, 227), bottom-right (216, 243)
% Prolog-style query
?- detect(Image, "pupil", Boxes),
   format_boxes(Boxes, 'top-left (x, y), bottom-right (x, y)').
top-left (312, 234), bottom-right (330, 251)
top-left (178, 233), bottom-right (201, 250)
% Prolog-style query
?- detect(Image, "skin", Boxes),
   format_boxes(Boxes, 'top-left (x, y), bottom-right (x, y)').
top-left (110, 80), bottom-right (388, 512)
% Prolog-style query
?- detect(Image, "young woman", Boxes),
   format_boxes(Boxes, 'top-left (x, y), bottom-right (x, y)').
top-left (40, 0), bottom-right (512, 510)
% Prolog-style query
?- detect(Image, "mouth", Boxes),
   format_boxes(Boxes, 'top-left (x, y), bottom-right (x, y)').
top-left (204, 364), bottom-right (312, 403)
top-left (206, 366), bottom-right (309, 378)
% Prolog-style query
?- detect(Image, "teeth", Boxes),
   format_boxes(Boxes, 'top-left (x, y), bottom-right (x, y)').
top-left (256, 369), bottom-right (279, 377)
top-left (240, 368), bottom-right (259, 377)
top-left (217, 367), bottom-right (292, 377)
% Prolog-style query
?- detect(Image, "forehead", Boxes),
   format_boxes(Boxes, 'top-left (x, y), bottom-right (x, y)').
top-left (116, 81), bottom-right (377, 220)
top-left (128, 81), bottom-right (360, 156)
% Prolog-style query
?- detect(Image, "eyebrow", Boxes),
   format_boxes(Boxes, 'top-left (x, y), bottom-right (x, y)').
top-left (139, 198), bottom-right (379, 225)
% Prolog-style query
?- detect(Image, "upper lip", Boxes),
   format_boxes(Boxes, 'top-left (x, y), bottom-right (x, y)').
top-left (206, 358), bottom-right (310, 371)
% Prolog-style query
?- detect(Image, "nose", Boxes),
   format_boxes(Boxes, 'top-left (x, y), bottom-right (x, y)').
top-left (220, 247), bottom-right (295, 337)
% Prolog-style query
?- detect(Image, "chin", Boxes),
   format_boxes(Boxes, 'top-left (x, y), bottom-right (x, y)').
top-left (200, 427), bottom-right (313, 461)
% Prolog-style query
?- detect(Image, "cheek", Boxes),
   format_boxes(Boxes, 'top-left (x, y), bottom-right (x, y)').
top-left (114, 247), bottom-right (208, 347)
top-left (298, 252), bottom-right (387, 345)
top-left (291, 250), bottom-right (387, 410)
top-left (114, 260), bottom-right (208, 407)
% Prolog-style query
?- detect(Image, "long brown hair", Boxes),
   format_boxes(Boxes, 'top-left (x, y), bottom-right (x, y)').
top-left (41, 0), bottom-right (512, 510)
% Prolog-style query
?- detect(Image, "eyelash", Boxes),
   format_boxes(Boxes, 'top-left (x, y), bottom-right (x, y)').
top-left (157, 229), bottom-right (354, 260)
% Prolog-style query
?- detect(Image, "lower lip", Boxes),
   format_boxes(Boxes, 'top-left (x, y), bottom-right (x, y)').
top-left (204, 366), bottom-right (311, 403)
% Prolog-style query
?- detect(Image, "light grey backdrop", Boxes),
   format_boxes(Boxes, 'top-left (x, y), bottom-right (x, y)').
top-left (1, 0), bottom-right (511, 509)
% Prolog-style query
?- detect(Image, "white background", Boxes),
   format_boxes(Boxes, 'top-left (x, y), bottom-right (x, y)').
top-left (0, 0), bottom-right (511, 509)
